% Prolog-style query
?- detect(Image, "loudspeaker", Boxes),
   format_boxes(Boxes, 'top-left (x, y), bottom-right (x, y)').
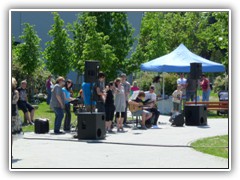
top-left (77, 112), bottom-right (106, 140)
top-left (169, 112), bottom-right (185, 126)
top-left (34, 118), bottom-right (49, 134)
top-left (84, 60), bottom-right (100, 83)
top-left (185, 105), bottom-right (207, 126)
top-left (190, 63), bottom-right (202, 79)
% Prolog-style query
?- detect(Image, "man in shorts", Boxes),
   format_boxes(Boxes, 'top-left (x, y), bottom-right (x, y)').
top-left (17, 80), bottom-right (35, 125)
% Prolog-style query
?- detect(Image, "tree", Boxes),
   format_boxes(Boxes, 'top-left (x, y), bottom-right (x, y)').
top-left (88, 12), bottom-right (135, 75)
top-left (15, 23), bottom-right (42, 79)
top-left (80, 16), bottom-right (118, 80)
top-left (14, 23), bottom-right (42, 98)
top-left (132, 12), bottom-right (229, 72)
top-left (44, 12), bottom-right (73, 77)
top-left (69, 13), bottom-right (118, 81)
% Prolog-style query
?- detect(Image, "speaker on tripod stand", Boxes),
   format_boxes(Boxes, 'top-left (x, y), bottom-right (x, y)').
top-left (184, 63), bottom-right (207, 126)
top-left (84, 60), bottom-right (100, 83)
top-left (77, 60), bottom-right (106, 140)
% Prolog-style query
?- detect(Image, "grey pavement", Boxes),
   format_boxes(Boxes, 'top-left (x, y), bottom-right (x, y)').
top-left (11, 115), bottom-right (229, 169)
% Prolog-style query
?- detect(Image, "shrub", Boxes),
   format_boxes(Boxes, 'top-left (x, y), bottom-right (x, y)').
top-left (213, 74), bottom-right (228, 93)
top-left (163, 73), bottom-right (179, 96)
top-left (134, 72), bottom-right (178, 96)
top-left (134, 72), bottom-right (155, 91)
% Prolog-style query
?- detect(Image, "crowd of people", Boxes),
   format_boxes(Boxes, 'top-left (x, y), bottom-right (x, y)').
top-left (11, 72), bottom-right (212, 136)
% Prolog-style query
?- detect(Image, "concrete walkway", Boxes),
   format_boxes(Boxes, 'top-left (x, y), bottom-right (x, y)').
top-left (11, 115), bottom-right (229, 169)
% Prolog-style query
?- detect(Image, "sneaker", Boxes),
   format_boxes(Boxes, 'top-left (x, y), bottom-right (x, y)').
top-left (73, 134), bottom-right (78, 138)
top-left (29, 121), bottom-right (34, 125)
top-left (151, 125), bottom-right (159, 129)
top-left (22, 122), bottom-right (29, 126)
top-left (54, 131), bottom-right (65, 135)
top-left (141, 126), bottom-right (147, 130)
top-left (108, 129), bottom-right (114, 133)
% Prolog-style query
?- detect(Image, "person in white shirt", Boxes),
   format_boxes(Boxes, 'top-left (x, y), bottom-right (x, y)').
top-left (144, 85), bottom-right (160, 127)
top-left (177, 73), bottom-right (187, 95)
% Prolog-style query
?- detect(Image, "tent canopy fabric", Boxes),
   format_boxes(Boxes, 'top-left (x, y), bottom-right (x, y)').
top-left (140, 44), bottom-right (225, 73)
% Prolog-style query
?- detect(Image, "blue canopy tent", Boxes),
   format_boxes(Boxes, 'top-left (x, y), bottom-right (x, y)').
top-left (141, 43), bottom-right (225, 73)
top-left (140, 43), bottom-right (225, 97)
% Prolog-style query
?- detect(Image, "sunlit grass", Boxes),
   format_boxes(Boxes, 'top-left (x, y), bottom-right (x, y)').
top-left (191, 135), bottom-right (229, 158)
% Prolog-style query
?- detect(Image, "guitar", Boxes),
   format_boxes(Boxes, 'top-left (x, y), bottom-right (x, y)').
top-left (129, 100), bottom-right (154, 113)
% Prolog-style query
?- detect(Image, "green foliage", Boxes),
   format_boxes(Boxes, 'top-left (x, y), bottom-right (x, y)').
top-left (163, 73), bottom-right (178, 96)
top-left (213, 74), bottom-right (228, 93)
top-left (69, 12), bottom-right (134, 81)
top-left (132, 12), bottom-right (229, 74)
top-left (78, 15), bottom-right (117, 80)
top-left (44, 12), bottom-right (73, 77)
top-left (15, 23), bottom-right (42, 77)
top-left (87, 12), bottom-right (135, 76)
top-left (134, 72), bottom-right (155, 91)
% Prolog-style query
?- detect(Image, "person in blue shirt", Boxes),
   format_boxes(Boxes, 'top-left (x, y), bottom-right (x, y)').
top-left (62, 79), bottom-right (75, 132)
top-left (82, 82), bottom-right (96, 112)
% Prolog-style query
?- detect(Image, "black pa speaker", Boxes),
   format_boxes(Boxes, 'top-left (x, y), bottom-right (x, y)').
top-left (185, 105), bottom-right (207, 126)
top-left (34, 118), bottom-right (49, 134)
top-left (169, 112), bottom-right (185, 126)
top-left (84, 60), bottom-right (100, 83)
top-left (77, 112), bottom-right (106, 140)
top-left (190, 63), bottom-right (202, 79)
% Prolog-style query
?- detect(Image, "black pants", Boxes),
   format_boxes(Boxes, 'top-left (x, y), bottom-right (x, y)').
top-left (123, 101), bottom-right (128, 124)
top-left (147, 108), bottom-right (160, 125)
top-left (64, 103), bottom-right (71, 131)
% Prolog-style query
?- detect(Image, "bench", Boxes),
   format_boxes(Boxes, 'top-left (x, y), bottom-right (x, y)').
top-left (185, 101), bottom-right (228, 111)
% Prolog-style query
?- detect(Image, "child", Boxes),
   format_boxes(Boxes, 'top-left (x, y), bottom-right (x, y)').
top-left (172, 85), bottom-right (183, 113)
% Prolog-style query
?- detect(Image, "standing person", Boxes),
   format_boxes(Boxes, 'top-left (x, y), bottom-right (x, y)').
top-left (105, 81), bottom-right (115, 133)
top-left (172, 85), bottom-right (183, 113)
top-left (50, 76), bottom-right (65, 134)
top-left (82, 82), bottom-right (96, 112)
top-left (200, 74), bottom-right (211, 102)
top-left (114, 78), bottom-right (126, 132)
top-left (130, 81), bottom-right (140, 96)
top-left (17, 80), bottom-right (35, 125)
top-left (62, 79), bottom-right (75, 132)
top-left (186, 76), bottom-right (197, 102)
top-left (120, 73), bottom-right (131, 126)
top-left (152, 76), bottom-right (161, 98)
top-left (12, 78), bottom-right (22, 158)
top-left (177, 73), bottom-right (187, 97)
top-left (46, 75), bottom-right (53, 105)
top-left (177, 73), bottom-right (187, 110)
top-left (144, 85), bottom-right (160, 127)
top-left (128, 91), bottom-right (152, 130)
top-left (93, 72), bottom-right (106, 112)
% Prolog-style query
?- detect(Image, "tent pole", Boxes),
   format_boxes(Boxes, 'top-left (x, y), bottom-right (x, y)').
top-left (162, 73), bottom-right (165, 99)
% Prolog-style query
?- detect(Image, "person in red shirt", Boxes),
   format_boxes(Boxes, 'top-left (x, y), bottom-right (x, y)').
top-left (200, 74), bottom-right (211, 101)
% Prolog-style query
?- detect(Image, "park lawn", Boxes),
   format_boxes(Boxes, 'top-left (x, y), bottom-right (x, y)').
top-left (20, 102), bottom-right (134, 132)
top-left (191, 135), bottom-right (229, 159)
top-left (20, 102), bottom-right (77, 132)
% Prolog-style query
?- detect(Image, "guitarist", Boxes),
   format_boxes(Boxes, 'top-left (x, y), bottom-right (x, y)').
top-left (128, 91), bottom-right (152, 130)
top-left (145, 85), bottom-right (161, 127)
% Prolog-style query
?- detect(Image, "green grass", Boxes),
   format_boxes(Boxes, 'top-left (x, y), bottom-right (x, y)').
top-left (20, 101), bottom-right (135, 132)
top-left (191, 135), bottom-right (229, 158)
top-left (20, 102), bottom-right (77, 132)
